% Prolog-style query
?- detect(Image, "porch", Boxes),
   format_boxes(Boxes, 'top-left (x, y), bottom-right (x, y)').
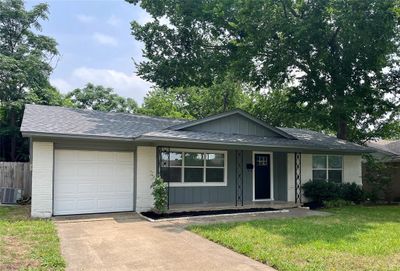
top-left (156, 146), bottom-right (303, 211)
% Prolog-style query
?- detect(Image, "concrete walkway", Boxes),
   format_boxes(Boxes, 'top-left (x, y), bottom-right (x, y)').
top-left (55, 209), bottom-right (328, 270)
top-left (55, 213), bottom-right (274, 271)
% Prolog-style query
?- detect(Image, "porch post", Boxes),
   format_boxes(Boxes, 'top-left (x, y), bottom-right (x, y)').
top-left (294, 152), bottom-right (302, 204)
top-left (235, 150), bottom-right (244, 206)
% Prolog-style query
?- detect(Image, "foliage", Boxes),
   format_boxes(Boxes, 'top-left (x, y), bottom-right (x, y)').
top-left (302, 179), bottom-right (364, 205)
top-left (140, 76), bottom-right (251, 119)
top-left (65, 83), bottom-right (138, 113)
top-left (150, 175), bottom-right (168, 213)
top-left (139, 88), bottom-right (193, 119)
top-left (0, 0), bottom-right (58, 161)
top-left (363, 155), bottom-right (394, 202)
top-left (0, 206), bottom-right (65, 270)
top-left (323, 199), bottom-right (352, 209)
top-left (247, 88), bottom-right (327, 132)
top-left (190, 206), bottom-right (400, 271)
top-left (128, 0), bottom-right (400, 142)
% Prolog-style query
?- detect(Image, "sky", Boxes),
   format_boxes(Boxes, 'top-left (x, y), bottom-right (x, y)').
top-left (26, 0), bottom-right (154, 104)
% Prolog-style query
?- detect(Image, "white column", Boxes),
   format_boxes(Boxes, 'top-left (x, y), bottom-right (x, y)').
top-left (287, 153), bottom-right (295, 202)
top-left (31, 141), bottom-right (54, 218)
top-left (136, 146), bottom-right (157, 212)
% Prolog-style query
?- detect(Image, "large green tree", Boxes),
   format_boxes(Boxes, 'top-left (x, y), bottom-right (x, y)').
top-left (140, 78), bottom-right (250, 119)
top-left (0, 0), bottom-right (58, 161)
top-left (128, 0), bottom-right (400, 142)
top-left (66, 83), bottom-right (138, 113)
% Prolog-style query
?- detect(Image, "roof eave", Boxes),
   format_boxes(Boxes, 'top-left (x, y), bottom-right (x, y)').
top-left (135, 135), bottom-right (372, 154)
top-left (21, 131), bottom-right (134, 142)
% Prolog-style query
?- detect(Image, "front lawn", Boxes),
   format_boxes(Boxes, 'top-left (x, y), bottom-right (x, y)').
top-left (0, 205), bottom-right (65, 270)
top-left (189, 206), bottom-right (400, 271)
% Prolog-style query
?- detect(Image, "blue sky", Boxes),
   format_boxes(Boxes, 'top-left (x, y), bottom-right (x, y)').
top-left (26, 0), bottom-right (153, 104)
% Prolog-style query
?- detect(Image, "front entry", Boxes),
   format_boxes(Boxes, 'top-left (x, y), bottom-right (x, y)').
top-left (254, 153), bottom-right (272, 200)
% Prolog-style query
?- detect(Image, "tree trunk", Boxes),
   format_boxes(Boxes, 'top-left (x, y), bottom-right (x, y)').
top-left (336, 118), bottom-right (348, 140)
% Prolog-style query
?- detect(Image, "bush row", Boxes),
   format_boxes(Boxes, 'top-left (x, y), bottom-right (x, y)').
top-left (302, 179), bottom-right (364, 205)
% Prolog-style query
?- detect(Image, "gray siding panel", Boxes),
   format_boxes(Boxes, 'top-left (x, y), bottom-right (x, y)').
top-left (184, 115), bottom-right (282, 137)
top-left (168, 149), bottom-right (276, 205)
top-left (169, 150), bottom-right (238, 205)
top-left (273, 152), bottom-right (288, 201)
top-left (242, 150), bottom-right (253, 202)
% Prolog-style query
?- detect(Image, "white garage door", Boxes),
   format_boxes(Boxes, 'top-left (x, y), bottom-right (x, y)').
top-left (54, 149), bottom-right (134, 215)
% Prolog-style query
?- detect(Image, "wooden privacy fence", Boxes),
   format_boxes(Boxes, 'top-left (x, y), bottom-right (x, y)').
top-left (0, 162), bottom-right (31, 197)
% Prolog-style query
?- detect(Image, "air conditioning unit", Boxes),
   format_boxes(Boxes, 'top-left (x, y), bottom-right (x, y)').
top-left (0, 188), bottom-right (22, 204)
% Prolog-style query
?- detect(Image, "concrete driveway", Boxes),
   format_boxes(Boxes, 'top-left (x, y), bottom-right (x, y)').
top-left (55, 213), bottom-right (273, 271)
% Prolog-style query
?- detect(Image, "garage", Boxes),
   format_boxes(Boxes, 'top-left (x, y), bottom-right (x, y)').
top-left (54, 149), bottom-right (134, 215)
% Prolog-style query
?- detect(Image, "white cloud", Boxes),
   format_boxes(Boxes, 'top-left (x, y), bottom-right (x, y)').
top-left (51, 67), bottom-right (152, 104)
top-left (135, 10), bottom-right (172, 27)
top-left (77, 14), bottom-right (95, 23)
top-left (136, 9), bottom-right (153, 25)
top-left (93, 32), bottom-right (118, 46)
top-left (107, 15), bottom-right (121, 27)
top-left (50, 78), bottom-right (73, 93)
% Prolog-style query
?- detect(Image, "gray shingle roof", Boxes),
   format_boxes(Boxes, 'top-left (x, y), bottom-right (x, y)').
top-left (21, 104), bottom-right (371, 153)
top-left (139, 129), bottom-right (370, 153)
top-left (366, 140), bottom-right (400, 160)
top-left (279, 128), bottom-right (369, 152)
top-left (21, 104), bottom-right (185, 139)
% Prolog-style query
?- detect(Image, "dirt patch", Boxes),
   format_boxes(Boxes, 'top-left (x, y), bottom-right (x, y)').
top-left (0, 236), bottom-right (40, 271)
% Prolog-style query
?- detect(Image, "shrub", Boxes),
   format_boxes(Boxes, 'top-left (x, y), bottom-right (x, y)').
top-left (303, 179), bottom-right (364, 205)
top-left (303, 179), bottom-right (340, 204)
top-left (340, 182), bottom-right (365, 203)
top-left (151, 175), bottom-right (168, 213)
top-left (323, 199), bottom-right (352, 208)
top-left (363, 155), bottom-right (393, 202)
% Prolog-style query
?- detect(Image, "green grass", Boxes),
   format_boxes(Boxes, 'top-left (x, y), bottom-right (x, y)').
top-left (189, 206), bottom-right (400, 271)
top-left (0, 205), bottom-right (65, 271)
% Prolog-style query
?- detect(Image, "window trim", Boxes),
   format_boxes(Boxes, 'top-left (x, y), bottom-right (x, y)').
top-left (312, 155), bottom-right (343, 182)
top-left (161, 148), bottom-right (228, 187)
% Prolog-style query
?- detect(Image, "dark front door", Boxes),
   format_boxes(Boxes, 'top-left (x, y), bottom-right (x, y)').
top-left (254, 153), bottom-right (271, 200)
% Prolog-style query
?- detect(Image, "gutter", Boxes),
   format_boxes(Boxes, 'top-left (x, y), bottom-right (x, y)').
top-left (135, 135), bottom-right (373, 154)
top-left (21, 131), bottom-right (134, 142)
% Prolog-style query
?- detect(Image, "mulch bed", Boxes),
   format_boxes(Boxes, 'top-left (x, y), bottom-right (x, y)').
top-left (141, 207), bottom-right (278, 220)
top-left (302, 201), bottom-right (323, 210)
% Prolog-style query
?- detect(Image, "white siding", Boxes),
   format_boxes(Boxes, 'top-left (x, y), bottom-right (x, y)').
top-left (343, 155), bottom-right (362, 185)
top-left (136, 146), bottom-right (156, 212)
top-left (301, 154), bottom-right (313, 183)
top-left (287, 153), bottom-right (295, 202)
top-left (300, 154), bottom-right (362, 184)
top-left (298, 153), bottom-right (362, 202)
top-left (31, 141), bottom-right (54, 218)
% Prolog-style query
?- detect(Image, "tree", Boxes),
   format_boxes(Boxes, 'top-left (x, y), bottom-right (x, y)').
top-left (0, 0), bottom-right (58, 161)
top-left (128, 0), bottom-right (400, 142)
top-left (247, 88), bottom-right (327, 132)
top-left (139, 77), bottom-right (250, 119)
top-left (65, 83), bottom-right (138, 113)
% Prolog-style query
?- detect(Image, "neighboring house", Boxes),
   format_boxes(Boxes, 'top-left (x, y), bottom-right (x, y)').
top-left (21, 104), bottom-right (370, 217)
top-left (365, 140), bottom-right (400, 201)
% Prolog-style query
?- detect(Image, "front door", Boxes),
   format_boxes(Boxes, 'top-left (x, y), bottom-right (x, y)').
top-left (254, 153), bottom-right (271, 200)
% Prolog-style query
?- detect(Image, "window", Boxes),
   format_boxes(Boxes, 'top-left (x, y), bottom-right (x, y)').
top-left (160, 149), bottom-right (227, 186)
top-left (312, 155), bottom-right (343, 183)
